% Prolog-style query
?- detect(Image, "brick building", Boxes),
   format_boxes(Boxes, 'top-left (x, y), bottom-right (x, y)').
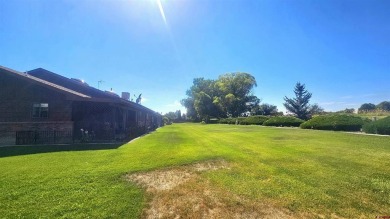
top-left (0, 65), bottom-right (162, 145)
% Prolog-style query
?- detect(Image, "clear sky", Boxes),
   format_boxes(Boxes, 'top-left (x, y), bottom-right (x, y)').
top-left (1, 0), bottom-right (389, 114)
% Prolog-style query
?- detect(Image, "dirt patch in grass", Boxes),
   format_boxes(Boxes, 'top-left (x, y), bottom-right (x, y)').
top-left (126, 159), bottom-right (295, 219)
top-left (127, 159), bottom-right (229, 192)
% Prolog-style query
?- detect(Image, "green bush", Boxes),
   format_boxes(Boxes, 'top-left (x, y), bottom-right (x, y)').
top-left (362, 116), bottom-right (390, 135)
top-left (163, 116), bottom-right (171, 125)
top-left (219, 117), bottom-right (247, 125)
top-left (241, 115), bottom-right (269, 125)
top-left (263, 116), bottom-right (304, 127)
top-left (300, 114), bottom-right (365, 131)
top-left (219, 118), bottom-right (235, 124)
top-left (236, 117), bottom-right (247, 125)
top-left (208, 118), bottom-right (219, 124)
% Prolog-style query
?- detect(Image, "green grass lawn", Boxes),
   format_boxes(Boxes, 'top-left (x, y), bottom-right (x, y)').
top-left (1, 124), bottom-right (389, 218)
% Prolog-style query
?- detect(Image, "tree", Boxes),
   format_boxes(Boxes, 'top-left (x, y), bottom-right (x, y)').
top-left (214, 72), bottom-right (258, 117)
top-left (376, 101), bottom-right (390, 111)
top-left (181, 73), bottom-right (259, 120)
top-left (358, 103), bottom-right (376, 113)
top-left (181, 78), bottom-right (219, 121)
top-left (337, 108), bottom-right (355, 114)
top-left (194, 91), bottom-right (215, 122)
top-left (164, 110), bottom-right (184, 122)
top-left (309, 103), bottom-right (325, 115)
top-left (181, 98), bottom-right (197, 120)
top-left (252, 103), bottom-right (278, 116)
top-left (283, 82), bottom-right (312, 120)
top-left (163, 116), bottom-right (171, 125)
top-left (164, 111), bottom-right (177, 121)
top-left (175, 110), bottom-right (182, 121)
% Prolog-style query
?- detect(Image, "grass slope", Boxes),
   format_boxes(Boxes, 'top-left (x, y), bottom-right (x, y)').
top-left (0, 124), bottom-right (389, 218)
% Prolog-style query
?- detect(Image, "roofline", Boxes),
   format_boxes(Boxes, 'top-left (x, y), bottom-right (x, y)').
top-left (1, 65), bottom-right (162, 116)
top-left (0, 65), bottom-right (91, 99)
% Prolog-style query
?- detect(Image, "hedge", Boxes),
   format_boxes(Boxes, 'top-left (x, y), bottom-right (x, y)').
top-left (300, 114), bottom-right (365, 131)
top-left (262, 116), bottom-right (304, 127)
top-left (241, 115), bottom-right (269, 125)
top-left (362, 116), bottom-right (390, 135)
top-left (219, 116), bottom-right (268, 125)
top-left (219, 118), bottom-right (240, 124)
top-left (208, 118), bottom-right (220, 124)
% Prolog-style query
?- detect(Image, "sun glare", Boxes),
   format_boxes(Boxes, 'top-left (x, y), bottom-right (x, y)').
top-left (156, 0), bottom-right (168, 25)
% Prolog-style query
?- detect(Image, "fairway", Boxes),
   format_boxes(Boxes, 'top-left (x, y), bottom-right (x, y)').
top-left (1, 124), bottom-right (389, 218)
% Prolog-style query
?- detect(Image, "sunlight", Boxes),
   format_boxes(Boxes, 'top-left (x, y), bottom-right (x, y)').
top-left (156, 0), bottom-right (168, 26)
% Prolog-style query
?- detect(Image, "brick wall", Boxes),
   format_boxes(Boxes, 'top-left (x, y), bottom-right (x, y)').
top-left (0, 74), bottom-right (72, 122)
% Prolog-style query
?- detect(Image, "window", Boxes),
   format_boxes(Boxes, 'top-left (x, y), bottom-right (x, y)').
top-left (32, 103), bottom-right (49, 118)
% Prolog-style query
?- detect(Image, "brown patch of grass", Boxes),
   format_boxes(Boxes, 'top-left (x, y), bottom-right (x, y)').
top-left (127, 159), bottom-right (229, 192)
top-left (126, 159), bottom-right (295, 219)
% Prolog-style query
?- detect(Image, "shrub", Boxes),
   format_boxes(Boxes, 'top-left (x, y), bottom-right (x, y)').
top-left (163, 116), bottom-right (171, 125)
top-left (236, 117), bottom-right (247, 125)
top-left (300, 114), bottom-right (365, 131)
top-left (219, 118), bottom-right (235, 124)
top-left (208, 118), bottom-right (219, 124)
top-left (263, 116), bottom-right (304, 127)
top-left (362, 116), bottom-right (390, 135)
top-left (219, 117), bottom-right (248, 125)
top-left (241, 115), bottom-right (269, 125)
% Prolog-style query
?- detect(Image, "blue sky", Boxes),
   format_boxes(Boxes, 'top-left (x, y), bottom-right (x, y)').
top-left (1, 0), bottom-right (389, 114)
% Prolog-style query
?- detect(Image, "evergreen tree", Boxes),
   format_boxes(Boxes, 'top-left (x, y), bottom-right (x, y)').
top-left (283, 82), bottom-right (312, 120)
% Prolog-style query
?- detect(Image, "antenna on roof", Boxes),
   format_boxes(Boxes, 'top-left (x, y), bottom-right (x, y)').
top-left (98, 80), bottom-right (104, 90)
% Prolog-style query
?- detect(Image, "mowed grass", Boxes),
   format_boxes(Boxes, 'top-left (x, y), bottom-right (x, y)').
top-left (1, 124), bottom-right (389, 218)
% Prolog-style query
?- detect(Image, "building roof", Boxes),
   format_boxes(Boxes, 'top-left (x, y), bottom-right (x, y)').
top-left (0, 65), bottom-right (91, 99)
top-left (27, 68), bottom-right (120, 100)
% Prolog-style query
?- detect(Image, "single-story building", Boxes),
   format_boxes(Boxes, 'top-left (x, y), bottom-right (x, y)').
top-left (0, 65), bottom-right (163, 145)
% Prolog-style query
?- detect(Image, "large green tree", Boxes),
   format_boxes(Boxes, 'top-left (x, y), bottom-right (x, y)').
top-left (283, 82), bottom-right (312, 120)
top-left (214, 72), bottom-right (259, 117)
top-left (181, 78), bottom-right (223, 121)
top-left (181, 72), bottom-right (259, 120)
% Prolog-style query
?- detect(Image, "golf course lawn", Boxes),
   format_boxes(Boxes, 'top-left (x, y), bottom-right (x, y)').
top-left (0, 123), bottom-right (389, 218)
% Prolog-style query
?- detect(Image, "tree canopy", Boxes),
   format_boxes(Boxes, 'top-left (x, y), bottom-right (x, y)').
top-left (376, 101), bottom-right (390, 111)
top-left (358, 103), bottom-right (376, 113)
top-left (251, 103), bottom-right (279, 116)
top-left (181, 72), bottom-right (259, 121)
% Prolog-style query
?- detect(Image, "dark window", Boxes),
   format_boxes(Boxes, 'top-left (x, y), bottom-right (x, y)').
top-left (32, 103), bottom-right (49, 118)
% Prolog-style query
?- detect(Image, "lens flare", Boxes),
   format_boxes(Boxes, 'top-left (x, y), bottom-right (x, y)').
top-left (157, 0), bottom-right (167, 26)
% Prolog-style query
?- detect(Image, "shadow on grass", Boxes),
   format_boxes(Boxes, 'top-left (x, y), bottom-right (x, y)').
top-left (0, 143), bottom-right (124, 158)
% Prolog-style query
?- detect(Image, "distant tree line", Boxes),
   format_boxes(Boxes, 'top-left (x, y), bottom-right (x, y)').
top-left (175, 73), bottom-right (389, 123)
top-left (163, 110), bottom-right (186, 125)
top-left (333, 101), bottom-right (390, 114)
top-left (358, 101), bottom-right (390, 113)
top-left (180, 72), bottom-right (323, 122)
